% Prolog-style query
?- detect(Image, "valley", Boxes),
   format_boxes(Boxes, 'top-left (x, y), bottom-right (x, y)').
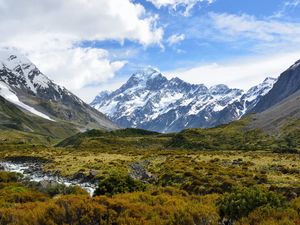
top-left (0, 118), bottom-right (299, 224)
top-left (0, 52), bottom-right (299, 223)
top-left (1, 1), bottom-right (300, 224)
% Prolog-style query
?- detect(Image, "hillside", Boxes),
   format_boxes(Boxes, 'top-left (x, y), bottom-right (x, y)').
top-left (250, 90), bottom-right (300, 133)
top-left (0, 95), bottom-right (77, 134)
top-left (0, 49), bottom-right (118, 135)
top-left (252, 60), bottom-right (300, 113)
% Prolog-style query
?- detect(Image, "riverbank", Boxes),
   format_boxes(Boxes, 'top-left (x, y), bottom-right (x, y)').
top-left (0, 156), bottom-right (97, 196)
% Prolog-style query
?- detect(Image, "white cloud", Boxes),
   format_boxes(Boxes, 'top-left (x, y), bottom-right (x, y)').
top-left (148, 0), bottom-right (214, 16)
top-left (75, 76), bottom-right (129, 103)
top-left (209, 13), bottom-right (300, 44)
top-left (167, 34), bottom-right (185, 45)
top-left (164, 52), bottom-right (300, 90)
top-left (0, 0), bottom-right (163, 47)
top-left (0, 0), bottom-right (164, 101)
top-left (161, 13), bottom-right (300, 92)
top-left (29, 48), bottom-right (127, 91)
top-left (285, 0), bottom-right (300, 7)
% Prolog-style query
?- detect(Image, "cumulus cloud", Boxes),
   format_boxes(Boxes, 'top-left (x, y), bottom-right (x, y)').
top-left (0, 0), bottom-right (163, 100)
top-left (29, 48), bottom-right (126, 90)
top-left (147, 0), bottom-right (214, 16)
top-left (164, 52), bottom-right (300, 90)
top-left (0, 0), bottom-right (163, 46)
top-left (167, 34), bottom-right (185, 45)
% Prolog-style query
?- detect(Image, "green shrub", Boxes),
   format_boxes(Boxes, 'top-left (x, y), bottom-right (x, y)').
top-left (217, 187), bottom-right (285, 221)
top-left (94, 174), bottom-right (145, 196)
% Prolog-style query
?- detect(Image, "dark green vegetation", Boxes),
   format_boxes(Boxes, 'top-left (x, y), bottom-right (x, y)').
top-left (94, 173), bottom-right (146, 196)
top-left (0, 117), bottom-right (299, 224)
top-left (56, 117), bottom-right (300, 153)
top-left (218, 187), bottom-right (285, 221)
top-left (167, 119), bottom-right (274, 150)
top-left (56, 128), bottom-right (160, 148)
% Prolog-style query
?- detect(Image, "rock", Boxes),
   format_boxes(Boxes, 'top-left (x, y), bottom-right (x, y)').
top-left (72, 171), bottom-right (86, 181)
top-left (89, 170), bottom-right (98, 178)
top-left (39, 180), bottom-right (60, 189)
top-left (129, 161), bottom-right (155, 183)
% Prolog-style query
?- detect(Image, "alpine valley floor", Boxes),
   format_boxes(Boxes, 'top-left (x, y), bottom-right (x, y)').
top-left (0, 119), bottom-right (299, 225)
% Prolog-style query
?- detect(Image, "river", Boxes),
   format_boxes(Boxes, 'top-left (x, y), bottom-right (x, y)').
top-left (0, 161), bottom-right (97, 196)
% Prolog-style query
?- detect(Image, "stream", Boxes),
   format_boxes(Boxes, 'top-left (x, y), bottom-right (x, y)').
top-left (0, 160), bottom-right (97, 196)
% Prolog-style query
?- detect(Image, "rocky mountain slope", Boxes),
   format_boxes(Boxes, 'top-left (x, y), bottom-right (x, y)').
top-left (91, 68), bottom-right (276, 132)
top-left (0, 95), bottom-right (78, 139)
top-left (251, 59), bottom-right (300, 113)
top-left (0, 49), bottom-right (117, 135)
top-left (249, 60), bottom-right (300, 133)
top-left (250, 90), bottom-right (300, 133)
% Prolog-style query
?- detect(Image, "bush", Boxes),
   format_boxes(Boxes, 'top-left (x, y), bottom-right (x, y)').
top-left (237, 197), bottom-right (300, 225)
top-left (0, 183), bottom-right (48, 205)
top-left (0, 171), bottom-right (22, 183)
top-left (237, 206), bottom-right (299, 225)
top-left (40, 183), bottom-right (88, 197)
top-left (217, 187), bottom-right (285, 221)
top-left (94, 174), bottom-right (146, 196)
top-left (0, 190), bottom-right (220, 225)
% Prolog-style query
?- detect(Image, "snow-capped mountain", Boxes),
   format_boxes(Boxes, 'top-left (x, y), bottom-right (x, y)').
top-left (0, 49), bottom-right (117, 133)
top-left (91, 68), bottom-right (277, 133)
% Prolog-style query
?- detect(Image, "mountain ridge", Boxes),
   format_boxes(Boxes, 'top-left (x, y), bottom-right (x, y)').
top-left (91, 67), bottom-right (276, 132)
top-left (0, 49), bottom-right (118, 135)
top-left (248, 59), bottom-right (300, 133)
top-left (251, 59), bottom-right (300, 113)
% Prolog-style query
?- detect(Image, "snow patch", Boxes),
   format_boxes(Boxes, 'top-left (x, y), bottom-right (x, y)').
top-left (0, 82), bottom-right (54, 121)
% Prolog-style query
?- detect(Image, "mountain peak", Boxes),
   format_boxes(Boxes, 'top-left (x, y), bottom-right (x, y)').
top-left (0, 48), bottom-right (117, 132)
top-left (131, 67), bottom-right (161, 80)
top-left (290, 59), bottom-right (300, 70)
top-left (0, 49), bottom-right (32, 72)
top-left (209, 84), bottom-right (230, 94)
top-left (91, 66), bottom-right (276, 132)
top-left (0, 49), bottom-right (52, 94)
top-left (121, 67), bottom-right (168, 92)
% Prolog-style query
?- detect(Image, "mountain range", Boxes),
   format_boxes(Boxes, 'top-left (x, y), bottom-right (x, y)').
top-left (91, 68), bottom-right (277, 132)
top-left (0, 49), bottom-right (117, 138)
top-left (1, 48), bottom-right (299, 136)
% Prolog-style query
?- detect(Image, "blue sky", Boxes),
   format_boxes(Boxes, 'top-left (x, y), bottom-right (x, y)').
top-left (91, 0), bottom-right (300, 97)
top-left (1, 0), bottom-right (300, 101)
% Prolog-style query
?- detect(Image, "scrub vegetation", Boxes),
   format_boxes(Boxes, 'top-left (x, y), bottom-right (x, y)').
top-left (0, 119), bottom-right (299, 224)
